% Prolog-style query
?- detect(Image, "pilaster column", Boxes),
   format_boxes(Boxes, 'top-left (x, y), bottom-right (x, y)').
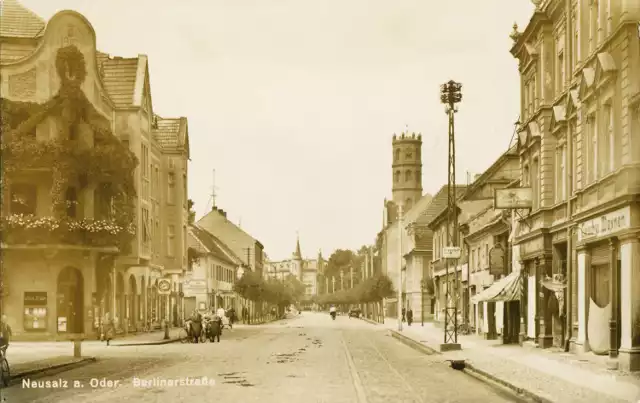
top-left (537, 256), bottom-right (553, 348)
top-left (518, 260), bottom-right (527, 344)
top-left (618, 233), bottom-right (640, 371)
top-left (572, 246), bottom-right (591, 353)
top-left (609, 238), bottom-right (619, 360)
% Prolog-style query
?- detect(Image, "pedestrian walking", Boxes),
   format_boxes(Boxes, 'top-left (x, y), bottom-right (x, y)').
top-left (0, 315), bottom-right (12, 350)
top-left (407, 308), bottom-right (413, 326)
top-left (402, 307), bottom-right (406, 323)
top-left (103, 313), bottom-right (115, 346)
top-left (242, 306), bottom-right (248, 324)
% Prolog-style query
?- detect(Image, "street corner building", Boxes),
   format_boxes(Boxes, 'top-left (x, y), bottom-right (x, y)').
top-left (509, 0), bottom-right (640, 370)
top-left (0, 0), bottom-right (191, 340)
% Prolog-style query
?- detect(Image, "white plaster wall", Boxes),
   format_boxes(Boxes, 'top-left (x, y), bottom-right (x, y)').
top-left (527, 273), bottom-right (536, 339)
top-left (577, 251), bottom-right (587, 343)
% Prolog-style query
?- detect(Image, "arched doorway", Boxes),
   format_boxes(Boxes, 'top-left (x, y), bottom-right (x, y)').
top-left (57, 267), bottom-right (84, 334)
top-left (141, 276), bottom-right (146, 325)
top-left (129, 275), bottom-right (137, 329)
top-left (116, 272), bottom-right (125, 329)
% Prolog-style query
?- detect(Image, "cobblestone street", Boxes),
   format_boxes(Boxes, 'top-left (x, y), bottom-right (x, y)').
top-left (3, 313), bottom-right (522, 403)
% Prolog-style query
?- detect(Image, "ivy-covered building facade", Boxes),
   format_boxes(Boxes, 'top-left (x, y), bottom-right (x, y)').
top-left (0, 2), bottom-right (190, 340)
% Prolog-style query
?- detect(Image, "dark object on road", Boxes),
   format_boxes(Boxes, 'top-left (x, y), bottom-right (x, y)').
top-left (330, 311), bottom-right (336, 320)
top-left (447, 359), bottom-right (466, 371)
top-left (348, 307), bottom-right (361, 319)
top-left (407, 309), bottom-right (413, 326)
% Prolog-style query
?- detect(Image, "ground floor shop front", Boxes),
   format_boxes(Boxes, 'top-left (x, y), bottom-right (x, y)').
top-left (1, 248), bottom-right (186, 341)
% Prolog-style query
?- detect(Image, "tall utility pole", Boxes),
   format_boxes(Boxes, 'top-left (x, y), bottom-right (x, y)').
top-left (350, 266), bottom-right (353, 288)
top-left (440, 80), bottom-right (462, 347)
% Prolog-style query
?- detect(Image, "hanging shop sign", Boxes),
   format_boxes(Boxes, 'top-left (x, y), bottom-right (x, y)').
top-left (577, 206), bottom-right (630, 242)
top-left (489, 245), bottom-right (505, 276)
top-left (24, 292), bottom-right (48, 331)
top-left (157, 279), bottom-right (172, 295)
top-left (442, 247), bottom-right (461, 259)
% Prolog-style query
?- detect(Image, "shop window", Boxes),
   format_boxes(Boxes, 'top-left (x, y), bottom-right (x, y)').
top-left (591, 264), bottom-right (610, 308)
top-left (10, 183), bottom-right (37, 215)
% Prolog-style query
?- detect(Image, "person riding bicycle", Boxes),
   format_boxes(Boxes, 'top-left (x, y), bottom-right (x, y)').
top-left (329, 305), bottom-right (336, 319)
top-left (0, 315), bottom-right (12, 351)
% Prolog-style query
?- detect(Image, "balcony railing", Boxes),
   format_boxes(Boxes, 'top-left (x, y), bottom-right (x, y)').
top-left (1, 214), bottom-right (134, 248)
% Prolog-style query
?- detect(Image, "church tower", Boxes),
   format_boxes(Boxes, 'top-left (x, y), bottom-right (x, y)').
top-left (292, 234), bottom-right (303, 280)
top-left (391, 131), bottom-right (423, 210)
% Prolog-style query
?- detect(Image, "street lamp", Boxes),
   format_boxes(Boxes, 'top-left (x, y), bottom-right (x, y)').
top-left (440, 79), bottom-right (462, 347)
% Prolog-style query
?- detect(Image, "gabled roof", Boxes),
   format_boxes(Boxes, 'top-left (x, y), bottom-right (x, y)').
top-left (152, 116), bottom-right (189, 156)
top-left (415, 185), bottom-right (467, 227)
top-left (189, 224), bottom-right (241, 266)
top-left (98, 55), bottom-right (139, 108)
top-left (0, 0), bottom-right (45, 39)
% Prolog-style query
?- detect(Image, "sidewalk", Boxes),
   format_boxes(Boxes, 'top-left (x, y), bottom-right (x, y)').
top-left (4, 327), bottom-right (184, 383)
top-left (370, 317), bottom-right (640, 403)
top-left (108, 327), bottom-right (183, 346)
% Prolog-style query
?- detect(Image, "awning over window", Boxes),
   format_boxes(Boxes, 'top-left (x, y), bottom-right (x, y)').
top-left (471, 270), bottom-right (522, 303)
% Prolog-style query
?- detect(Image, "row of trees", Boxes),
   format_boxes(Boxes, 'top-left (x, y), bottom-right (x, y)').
top-left (234, 271), bottom-right (306, 312)
top-left (316, 273), bottom-right (394, 305)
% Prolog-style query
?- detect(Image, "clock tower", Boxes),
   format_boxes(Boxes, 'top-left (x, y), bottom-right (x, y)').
top-left (391, 131), bottom-right (423, 211)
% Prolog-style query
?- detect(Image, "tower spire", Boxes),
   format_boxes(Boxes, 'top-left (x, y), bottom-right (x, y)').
top-left (294, 231), bottom-right (302, 259)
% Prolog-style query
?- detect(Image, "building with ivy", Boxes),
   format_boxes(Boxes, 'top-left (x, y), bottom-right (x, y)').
top-left (0, 0), bottom-right (190, 339)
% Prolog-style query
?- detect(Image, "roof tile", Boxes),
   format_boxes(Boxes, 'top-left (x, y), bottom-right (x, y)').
top-left (0, 0), bottom-right (45, 38)
top-left (97, 56), bottom-right (138, 107)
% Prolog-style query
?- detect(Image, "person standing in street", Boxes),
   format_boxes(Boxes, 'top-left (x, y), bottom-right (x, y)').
top-left (402, 307), bottom-right (406, 323)
top-left (0, 315), bottom-right (12, 350)
top-left (407, 308), bottom-right (413, 326)
top-left (242, 306), bottom-right (248, 324)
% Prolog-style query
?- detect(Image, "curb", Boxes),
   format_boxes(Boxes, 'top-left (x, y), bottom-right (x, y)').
top-left (8, 357), bottom-right (97, 386)
top-left (388, 330), bottom-right (554, 403)
top-left (111, 337), bottom-right (183, 347)
top-left (389, 329), bottom-right (440, 355)
top-left (462, 363), bottom-right (555, 403)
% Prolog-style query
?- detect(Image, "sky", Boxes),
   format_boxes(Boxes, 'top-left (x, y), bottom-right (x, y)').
top-left (24, 0), bottom-right (534, 261)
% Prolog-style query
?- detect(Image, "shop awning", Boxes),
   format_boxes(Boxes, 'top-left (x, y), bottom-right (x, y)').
top-left (471, 271), bottom-right (522, 303)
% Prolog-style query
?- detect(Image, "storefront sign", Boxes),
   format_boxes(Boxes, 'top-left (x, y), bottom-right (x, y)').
top-left (442, 247), bottom-right (461, 259)
top-left (157, 279), bottom-right (172, 295)
top-left (24, 291), bottom-right (47, 306)
top-left (578, 206), bottom-right (630, 242)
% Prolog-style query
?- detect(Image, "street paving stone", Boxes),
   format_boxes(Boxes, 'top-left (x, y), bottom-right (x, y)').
top-left (3, 313), bottom-right (526, 403)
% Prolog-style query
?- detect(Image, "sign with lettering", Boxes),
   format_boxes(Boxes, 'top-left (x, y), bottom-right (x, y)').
top-left (442, 247), bottom-right (461, 259)
top-left (24, 291), bottom-right (47, 306)
top-left (489, 245), bottom-right (505, 276)
top-left (577, 206), bottom-right (630, 242)
top-left (157, 279), bottom-right (172, 295)
top-left (494, 188), bottom-right (533, 209)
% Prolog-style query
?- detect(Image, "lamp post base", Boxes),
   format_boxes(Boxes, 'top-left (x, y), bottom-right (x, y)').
top-left (439, 343), bottom-right (462, 352)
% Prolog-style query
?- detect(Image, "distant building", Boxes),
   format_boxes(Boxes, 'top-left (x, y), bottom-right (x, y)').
top-left (187, 225), bottom-right (243, 314)
top-left (265, 236), bottom-right (325, 309)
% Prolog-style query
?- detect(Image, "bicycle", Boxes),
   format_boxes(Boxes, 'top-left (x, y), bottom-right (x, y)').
top-left (0, 345), bottom-right (10, 387)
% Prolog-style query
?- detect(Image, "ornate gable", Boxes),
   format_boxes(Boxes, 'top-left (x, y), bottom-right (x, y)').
top-left (578, 67), bottom-right (596, 99)
top-left (565, 89), bottom-right (580, 116)
top-left (594, 52), bottom-right (617, 88)
top-left (549, 105), bottom-right (566, 133)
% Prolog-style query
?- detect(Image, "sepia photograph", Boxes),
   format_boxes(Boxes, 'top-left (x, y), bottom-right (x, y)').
top-left (1, 0), bottom-right (640, 402)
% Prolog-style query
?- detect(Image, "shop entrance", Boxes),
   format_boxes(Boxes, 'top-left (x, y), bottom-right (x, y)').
top-left (57, 267), bottom-right (84, 334)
